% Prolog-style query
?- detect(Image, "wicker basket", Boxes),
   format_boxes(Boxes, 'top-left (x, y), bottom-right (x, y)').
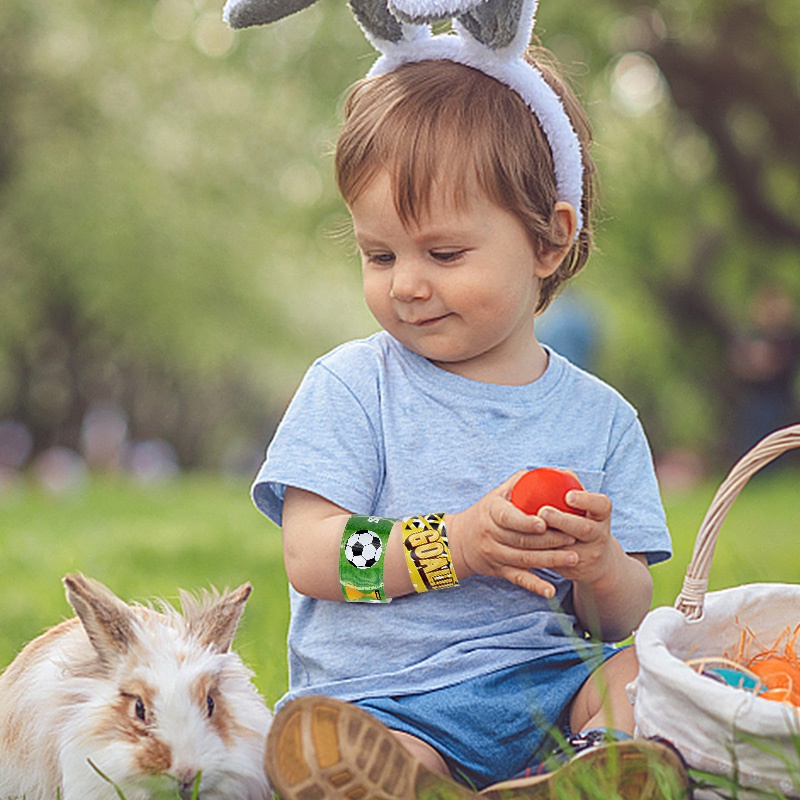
top-left (631, 424), bottom-right (800, 797)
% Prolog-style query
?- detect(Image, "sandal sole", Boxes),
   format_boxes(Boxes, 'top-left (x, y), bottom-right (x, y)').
top-left (265, 695), bottom-right (476, 800)
top-left (480, 740), bottom-right (691, 800)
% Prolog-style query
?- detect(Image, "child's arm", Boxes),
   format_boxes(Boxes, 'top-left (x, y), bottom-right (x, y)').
top-left (281, 486), bottom-right (412, 600)
top-left (281, 474), bottom-right (579, 601)
top-left (535, 491), bottom-right (654, 641)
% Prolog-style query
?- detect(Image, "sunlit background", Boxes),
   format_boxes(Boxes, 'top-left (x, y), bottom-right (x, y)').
top-left (1, 0), bottom-right (800, 715)
top-left (1, 0), bottom-right (799, 496)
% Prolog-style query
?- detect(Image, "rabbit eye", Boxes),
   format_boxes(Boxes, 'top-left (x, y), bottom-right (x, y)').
top-left (206, 695), bottom-right (215, 718)
top-left (135, 697), bottom-right (146, 722)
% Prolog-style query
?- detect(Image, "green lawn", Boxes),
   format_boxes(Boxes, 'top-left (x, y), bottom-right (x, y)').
top-left (1, 467), bottom-right (800, 710)
top-left (0, 475), bottom-right (289, 704)
top-left (651, 466), bottom-right (800, 609)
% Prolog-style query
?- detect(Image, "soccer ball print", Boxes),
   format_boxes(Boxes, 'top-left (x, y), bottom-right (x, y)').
top-left (345, 530), bottom-right (383, 569)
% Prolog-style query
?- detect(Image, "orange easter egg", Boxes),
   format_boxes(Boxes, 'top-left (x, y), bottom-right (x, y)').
top-left (750, 658), bottom-right (800, 705)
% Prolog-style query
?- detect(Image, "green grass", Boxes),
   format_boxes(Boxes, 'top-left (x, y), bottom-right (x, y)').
top-left (3, 467), bottom-right (800, 702)
top-left (89, 759), bottom-right (202, 799)
top-left (0, 474), bottom-right (289, 705)
top-left (651, 466), bottom-right (800, 609)
top-left (3, 466), bottom-right (800, 799)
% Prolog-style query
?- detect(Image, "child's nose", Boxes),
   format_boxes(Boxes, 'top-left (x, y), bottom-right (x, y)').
top-left (389, 259), bottom-right (431, 302)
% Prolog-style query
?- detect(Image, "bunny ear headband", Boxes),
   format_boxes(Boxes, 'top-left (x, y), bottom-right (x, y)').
top-left (223, 0), bottom-right (584, 233)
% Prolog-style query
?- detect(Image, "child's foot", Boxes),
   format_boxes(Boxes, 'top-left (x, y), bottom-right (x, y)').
top-left (479, 734), bottom-right (691, 800)
top-left (265, 695), bottom-right (477, 800)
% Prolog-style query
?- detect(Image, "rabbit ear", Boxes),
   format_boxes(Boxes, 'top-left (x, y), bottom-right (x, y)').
top-left (223, 0), bottom-right (319, 28)
top-left (388, 0), bottom-right (456, 25)
top-left (456, 0), bottom-right (532, 52)
top-left (63, 574), bottom-right (139, 664)
top-left (351, 0), bottom-right (405, 44)
top-left (387, 0), bottom-right (533, 49)
top-left (388, 0), bottom-right (471, 25)
top-left (181, 582), bottom-right (253, 653)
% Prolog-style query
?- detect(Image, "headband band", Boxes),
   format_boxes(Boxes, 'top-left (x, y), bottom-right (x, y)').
top-left (223, 0), bottom-right (584, 234)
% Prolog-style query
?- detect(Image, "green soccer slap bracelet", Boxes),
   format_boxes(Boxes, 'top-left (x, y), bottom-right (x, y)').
top-left (339, 515), bottom-right (395, 603)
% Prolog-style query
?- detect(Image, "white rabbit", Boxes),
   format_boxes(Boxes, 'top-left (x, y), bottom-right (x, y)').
top-left (0, 574), bottom-right (272, 800)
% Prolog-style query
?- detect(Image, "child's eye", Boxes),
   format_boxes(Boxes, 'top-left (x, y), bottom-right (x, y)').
top-left (430, 250), bottom-right (465, 263)
top-left (364, 252), bottom-right (395, 266)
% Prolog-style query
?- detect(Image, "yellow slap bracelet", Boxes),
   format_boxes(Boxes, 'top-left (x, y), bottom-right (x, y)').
top-left (402, 513), bottom-right (459, 592)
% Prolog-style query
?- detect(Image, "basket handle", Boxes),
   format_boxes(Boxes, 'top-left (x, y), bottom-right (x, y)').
top-left (674, 423), bottom-right (800, 621)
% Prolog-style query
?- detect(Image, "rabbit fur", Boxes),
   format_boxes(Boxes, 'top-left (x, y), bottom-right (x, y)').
top-left (0, 574), bottom-right (272, 800)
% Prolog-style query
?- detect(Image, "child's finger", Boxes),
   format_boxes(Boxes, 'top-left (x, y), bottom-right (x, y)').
top-left (539, 508), bottom-right (598, 543)
top-left (503, 567), bottom-right (557, 598)
top-left (512, 546), bottom-right (578, 572)
top-left (564, 490), bottom-right (612, 520)
top-left (499, 527), bottom-right (576, 550)
top-left (538, 495), bottom-right (611, 536)
top-left (536, 508), bottom-right (594, 545)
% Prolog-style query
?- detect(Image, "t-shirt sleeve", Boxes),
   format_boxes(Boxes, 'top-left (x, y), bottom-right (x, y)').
top-left (602, 412), bottom-right (671, 566)
top-left (251, 359), bottom-right (384, 526)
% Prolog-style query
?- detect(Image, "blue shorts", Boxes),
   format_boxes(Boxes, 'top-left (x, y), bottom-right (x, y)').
top-left (355, 645), bottom-right (620, 789)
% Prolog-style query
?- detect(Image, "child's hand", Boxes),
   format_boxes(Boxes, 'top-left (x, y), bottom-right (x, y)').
top-left (535, 490), bottom-right (615, 586)
top-left (536, 489), bottom-right (653, 640)
top-left (447, 472), bottom-right (581, 598)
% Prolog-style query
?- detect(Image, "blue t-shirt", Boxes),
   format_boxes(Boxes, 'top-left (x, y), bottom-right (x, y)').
top-left (253, 332), bottom-right (671, 705)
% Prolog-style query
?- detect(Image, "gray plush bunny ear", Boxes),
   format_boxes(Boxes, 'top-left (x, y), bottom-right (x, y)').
top-left (223, 0), bottom-right (407, 45)
top-left (223, 0), bottom-right (318, 28)
top-left (456, 0), bottom-right (527, 50)
top-left (389, 0), bottom-right (532, 51)
top-left (351, 0), bottom-right (405, 44)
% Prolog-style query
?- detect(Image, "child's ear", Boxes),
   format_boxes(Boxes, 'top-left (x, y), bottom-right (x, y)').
top-left (533, 202), bottom-right (578, 278)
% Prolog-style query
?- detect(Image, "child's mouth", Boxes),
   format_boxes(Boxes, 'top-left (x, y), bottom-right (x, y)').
top-left (405, 313), bottom-right (451, 327)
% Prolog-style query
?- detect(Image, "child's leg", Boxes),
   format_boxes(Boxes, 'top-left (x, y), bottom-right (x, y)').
top-left (568, 646), bottom-right (638, 735)
top-left (481, 649), bottom-right (690, 800)
top-left (393, 730), bottom-right (452, 775)
top-left (479, 649), bottom-right (691, 800)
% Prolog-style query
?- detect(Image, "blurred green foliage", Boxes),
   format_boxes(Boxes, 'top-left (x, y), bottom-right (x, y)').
top-left (0, 0), bottom-right (377, 469)
top-left (0, 0), bottom-right (798, 471)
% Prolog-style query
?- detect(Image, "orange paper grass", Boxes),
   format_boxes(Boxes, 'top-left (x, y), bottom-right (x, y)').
top-left (733, 623), bottom-right (800, 706)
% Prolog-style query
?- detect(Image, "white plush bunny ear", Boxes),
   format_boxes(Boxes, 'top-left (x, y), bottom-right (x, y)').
top-left (390, 0), bottom-right (536, 53)
top-left (366, 0), bottom-right (585, 234)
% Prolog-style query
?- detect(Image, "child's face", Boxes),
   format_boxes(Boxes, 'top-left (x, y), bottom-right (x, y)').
top-left (350, 170), bottom-right (558, 384)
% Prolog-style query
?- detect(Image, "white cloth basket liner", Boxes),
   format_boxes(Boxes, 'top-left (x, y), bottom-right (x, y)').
top-left (631, 424), bottom-right (800, 796)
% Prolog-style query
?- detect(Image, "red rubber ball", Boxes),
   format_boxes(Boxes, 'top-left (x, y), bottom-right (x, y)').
top-left (511, 468), bottom-right (584, 515)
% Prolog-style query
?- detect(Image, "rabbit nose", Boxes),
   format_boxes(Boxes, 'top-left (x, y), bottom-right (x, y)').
top-left (177, 770), bottom-right (199, 799)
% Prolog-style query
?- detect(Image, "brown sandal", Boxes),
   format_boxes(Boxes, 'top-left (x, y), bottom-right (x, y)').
top-left (265, 695), bottom-right (477, 800)
top-left (480, 738), bottom-right (691, 800)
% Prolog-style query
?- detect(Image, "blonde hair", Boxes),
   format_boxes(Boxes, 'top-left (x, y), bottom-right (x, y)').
top-left (335, 52), bottom-right (596, 313)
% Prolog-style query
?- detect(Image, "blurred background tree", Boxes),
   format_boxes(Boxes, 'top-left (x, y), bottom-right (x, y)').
top-left (0, 0), bottom-right (798, 483)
